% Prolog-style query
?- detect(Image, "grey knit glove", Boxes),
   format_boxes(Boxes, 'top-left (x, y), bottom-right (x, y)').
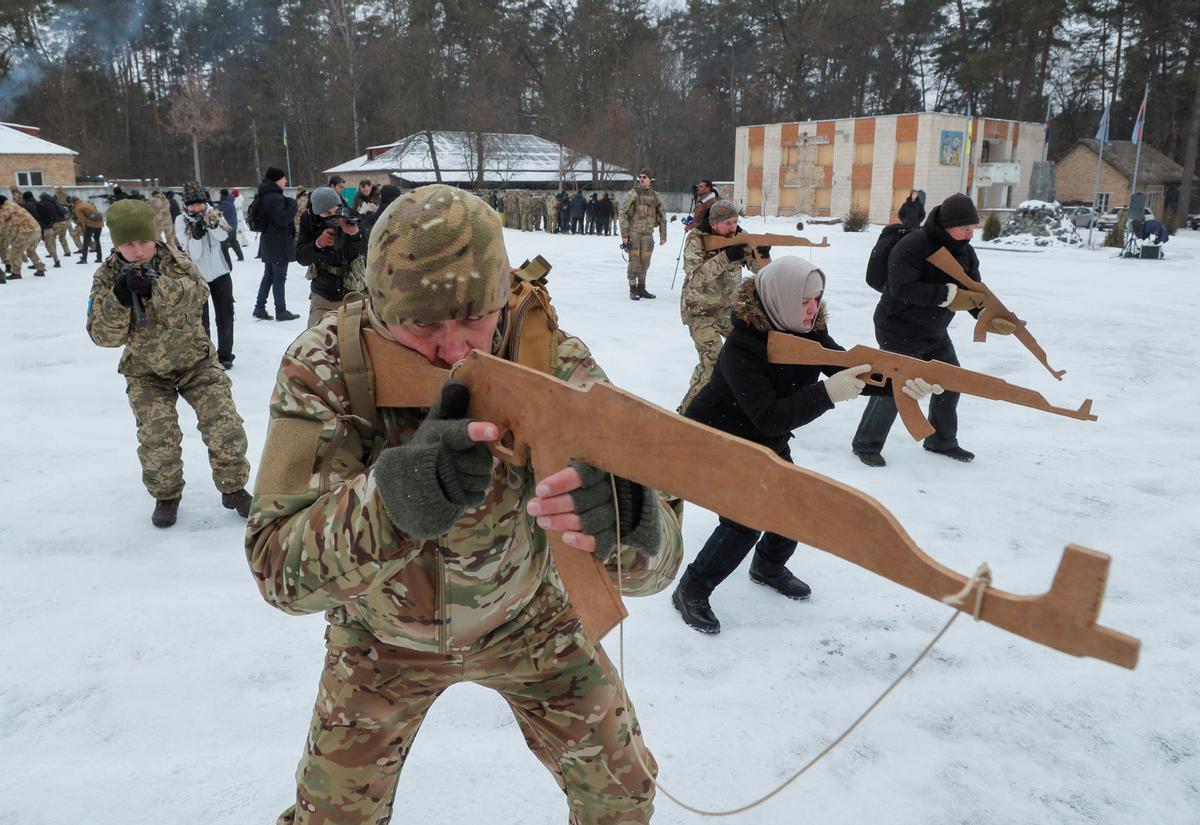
top-left (567, 459), bottom-right (660, 561)
top-left (374, 381), bottom-right (493, 539)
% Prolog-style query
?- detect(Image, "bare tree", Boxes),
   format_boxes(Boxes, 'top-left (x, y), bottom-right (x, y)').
top-left (166, 72), bottom-right (227, 182)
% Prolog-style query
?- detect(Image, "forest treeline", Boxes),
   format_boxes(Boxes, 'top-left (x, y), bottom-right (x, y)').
top-left (1, 0), bottom-right (1197, 192)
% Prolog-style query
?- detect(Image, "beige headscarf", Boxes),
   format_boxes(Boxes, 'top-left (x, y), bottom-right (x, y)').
top-left (754, 256), bottom-right (826, 333)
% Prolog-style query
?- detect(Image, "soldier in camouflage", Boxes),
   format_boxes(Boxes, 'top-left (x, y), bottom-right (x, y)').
top-left (150, 191), bottom-right (174, 247)
top-left (247, 183), bottom-right (684, 825)
top-left (86, 199), bottom-right (252, 528)
top-left (619, 169), bottom-right (667, 301)
top-left (678, 199), bottom-right (768, 412)
top-left (0, 193), bottom-right (46, 278)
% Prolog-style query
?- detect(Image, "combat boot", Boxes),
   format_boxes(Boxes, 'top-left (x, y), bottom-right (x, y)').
top-left (629, 285), bottom-right (640, 301)
top-left (924, 444), bottom-right (975, 463)
top-left (8, 270), bottom-right (21, 279)
top-left (749, 557), bottom-right (811, 600)
top-left (671, 571), bottom-right (720, 634)
top-left (33, 268), bottom-right (45, 277)
top-left (221, 489), bottom-right (252, 518)
top-left (637, 285), bottom-right (656, 299)
top-left (77, 257), bottom-right (88, 265)
top-left (0, 271), bottom-right (6, 285)
top-left (53, 261), bottom-right (61, 268)
top-left (152, 497), bottom-right (181, 528)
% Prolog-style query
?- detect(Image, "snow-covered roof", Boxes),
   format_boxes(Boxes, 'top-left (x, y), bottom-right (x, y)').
top-left (326, 132), bottom-right (631, 185)
top-left (0, 123), bottom-right (77, 156)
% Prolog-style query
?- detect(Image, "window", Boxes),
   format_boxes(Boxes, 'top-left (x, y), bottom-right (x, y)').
top-left (854, 142), bottom-right (874, 165)
top-left (814, 188), bottom-right (831, 213)
top-left (16, 171), bottom-right (43, 187)
top-left (817, 143), bottom-right (834, 166)
top-left (746, 186), bottom-right (761, 209)
top-left (1096, 192), bottom-right (1112, 212)
top-left (851, 188), bottom-right (871, 211)
top-left (779, 186), bottom-right (798, 213)
top-left (1145, 191), bottom-right (1159, 211)
top-left (748, 146), bottom-right (763, 168)
top-left (782, 146), bottom-right (798, 168)
top-left (895, 140), bottom-right (916, 165)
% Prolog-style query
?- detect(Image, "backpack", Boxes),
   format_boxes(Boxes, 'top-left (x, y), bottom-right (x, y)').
top-left (336, 255), bottom-right (560, 440)
top-left (865, 223), bottom-right (910, 292)
top-left (246, 194), bottom-right (268, 233)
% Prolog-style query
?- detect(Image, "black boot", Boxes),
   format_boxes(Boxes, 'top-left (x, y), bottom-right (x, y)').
top-left (252, 307), bottom-right (273, 320)
top-left (637, 285), bottom-right (656, 299)
top-left (221, 488), bottom-right (252, 518)
top-left (276, 310), bottom-right (300, 321)
top-left (629, 286), bottom-right (640, 301)
top-left (8, 270), bottom-right (21, 279)
top-left (53, 261), bottom-right (61, 268)
top-left (152, 497), bottom-right (181, 528)
top-left (77, 257), bottom-right (88, 265)
top-left (33, 269), bottom-right (45, 277)
top-left (924, 444), bottom-right (975, 462)
top-left (671, 572), bottom-right (720, 634)
top-left (855, 451), bottom-right (886, 468)
top-left (749, 557), bottom-right (811, 600)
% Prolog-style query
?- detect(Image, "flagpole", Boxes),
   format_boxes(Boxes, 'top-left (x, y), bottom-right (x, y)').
top-left (1087, 106), bottom-right (1109, 248)
top-left (1128, 81), bottom-right (1150, 216)
top-left (1041, 98), bottom-right (1052, 163)
top-left (959, 104), bottom-right (972, 192)
top-left (283, 122), bottom-right (294, 184)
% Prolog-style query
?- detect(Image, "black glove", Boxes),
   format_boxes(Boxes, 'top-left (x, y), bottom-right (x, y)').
top-left (726, 243), bottom-right (746, 262)
top-left (755, 245), bottom-right (772, 259)
top-left (190, 218), bottom-right (206, 240)
top-left (112, 270), bottom-right (133, 307)
top-left (566, 460), bottom-right (661, 561)
top-left (373, 381), bottom-right (494, 539)
top-left (128, 269), bottom-right (154, 298)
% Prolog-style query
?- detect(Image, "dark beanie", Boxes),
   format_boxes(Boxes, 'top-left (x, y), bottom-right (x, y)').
top-left (379, 184), bottom-right (401, 206)
top-left (938, 193), bottom-right (979, 228)
top-left (264, 166), bottom-right (286, 183)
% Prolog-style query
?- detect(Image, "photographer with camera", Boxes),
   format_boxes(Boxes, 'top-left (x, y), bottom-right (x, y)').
top-left (692, 179), bottom-right (720, 233)
top-left (295, 185), bottom-right (366, 326)
top-left (175, 182), bottom-right (237, 369)
top-left (87, 199), bottom-right (251, 528)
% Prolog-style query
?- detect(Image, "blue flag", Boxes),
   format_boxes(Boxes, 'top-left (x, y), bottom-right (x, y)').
top-left (1095, 105), bottom-right (1110, 143)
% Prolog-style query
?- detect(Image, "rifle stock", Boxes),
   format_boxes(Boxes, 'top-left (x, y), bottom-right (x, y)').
top-left (362, 331), bottom-right (1137, 669)
top-left (927, 246), bottom-right (1066, 380)
top-left (765, 332), bottom-right (1097, 440)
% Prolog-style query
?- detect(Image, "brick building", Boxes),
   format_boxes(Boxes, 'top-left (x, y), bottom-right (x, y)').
top-left (0, 122), bottom-right (77, 189)
top-left (733, 112), bottom-right (1047, 224)
top-left (1054, 139), bottom-right (1182, 216)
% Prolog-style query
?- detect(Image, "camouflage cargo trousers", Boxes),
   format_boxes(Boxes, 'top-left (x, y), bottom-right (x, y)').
top-left (279, 599), bottom-right (657, 825)
top-left (125, 364), bottom-right (250, 499)
top-left (4, 227), bottom-right (44, 273)
top-left (679, 314), bottom-right (733, 413)
top-left (67, 218), bottom-right (83, 248)
top-left (52, 221), bottom-right (73, 256)
top-left (625, 232), bottom-right (655, 288)
top-left (40, 228), bottom-right (61, 265)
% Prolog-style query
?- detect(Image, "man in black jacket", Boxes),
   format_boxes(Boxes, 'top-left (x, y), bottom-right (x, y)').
top-left (296, 185), bottom-right (366, 326)
top-left (851, 193), bottom-right (1012, 466)
top-left (252, 167), bottom-right (300, 321)
top-left (34, 192), bottom-right (63, 268)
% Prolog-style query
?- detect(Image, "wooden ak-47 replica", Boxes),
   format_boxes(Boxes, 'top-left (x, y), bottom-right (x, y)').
top-left (927, 246), bottom-right (1067, 380)
top-left (361, 334), bottom-right (1139, 670)
top-left (766, 332), bottom-right (1097, 441)
top-left (702, 232), bottom-right (830, 267)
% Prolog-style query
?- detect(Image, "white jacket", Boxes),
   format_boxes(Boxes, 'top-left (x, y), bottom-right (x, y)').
top-left (175, 210), bottom-right (231, 282)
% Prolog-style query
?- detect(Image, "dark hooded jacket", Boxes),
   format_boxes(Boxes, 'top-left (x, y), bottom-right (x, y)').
top-left (256, 178), bottom-right (297, 263)
top-left (34, 194), bottom-right (62, 230)
top-left (874, 204), bottom-right (981, 349)
top-left (295, 208), bottom-right (365, 301)
top-left (685, 279), bottom-right (884, 456)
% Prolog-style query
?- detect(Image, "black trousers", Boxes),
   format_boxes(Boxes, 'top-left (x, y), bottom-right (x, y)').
top-left (570, 216), bottom-right (583, 234)
top-left (852, 333), bottom-right (960, 454)
top-left (81, 227), bottom-right (102, 259)
top-left (201, 273), bottom-right (235, 362)
top-left (255, 261), bottom-right (289, 314)
top-left (221, 236), bottom-right (244, 267)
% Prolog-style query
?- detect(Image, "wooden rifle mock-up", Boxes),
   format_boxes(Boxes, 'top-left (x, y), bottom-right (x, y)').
top-left (766, 332), bottom-right (1097, 441)
top-left (928, 246), bottom-right (1067, 380)
top-left (702, 233), bottom-right (830, 267)
top-left (362, 333), bottom-right (1139, 670)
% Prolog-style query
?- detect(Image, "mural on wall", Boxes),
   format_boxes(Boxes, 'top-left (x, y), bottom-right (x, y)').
top-left (939, 131), bottom-right (963, 166)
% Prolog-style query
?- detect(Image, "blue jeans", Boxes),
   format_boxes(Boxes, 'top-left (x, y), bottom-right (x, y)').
top-left (255, 261), bottom-right (289, 314)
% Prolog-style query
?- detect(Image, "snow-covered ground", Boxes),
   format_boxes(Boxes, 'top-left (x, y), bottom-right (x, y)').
top-left (2, 219), bottom-right (1197, 825)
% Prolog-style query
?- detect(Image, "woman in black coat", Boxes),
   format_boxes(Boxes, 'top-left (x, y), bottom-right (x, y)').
top-left (898, 190), bottom-right (925, 230)
top-left (673, 258), bottom-right (943, 634)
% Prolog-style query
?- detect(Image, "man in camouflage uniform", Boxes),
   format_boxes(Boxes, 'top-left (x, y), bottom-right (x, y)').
top-left (619, 169), bottom-right (667, 301)
top-left (86, 199), bottom-right (252, 528)
top-left (247, 184), bottom-right (684, 825)
top-left (0, 193), bottom-right (46, 278)
top-left (545, 191), bottom-right (559, 233)
top-left (150, 190), bottom-right (174, 247)
top-left (678, 199), bottom-right (768, 412)
top-left (504, 189), bottom-right (519, 228)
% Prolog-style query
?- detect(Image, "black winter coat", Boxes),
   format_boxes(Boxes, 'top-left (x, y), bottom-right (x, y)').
top-left (898, 199), bottom-right (925, 230)
top-left (685, 280), bottom-right (884, 456)
top-left (34, 198), bottom-right (60, 230)
top-left (295, 209), bottom-right (365, 301)
top-left (569, 193), bottom-right (586, 218)
top-left (256, 179), bottom-right (297, 263)
top-left (874, 205), bottom-right (981, 349)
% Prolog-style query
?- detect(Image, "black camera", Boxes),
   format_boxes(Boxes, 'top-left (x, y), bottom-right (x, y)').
top-left (619, 240), bottom-right (632, 252)
top-left (322, 205), bottom-right (361, 232)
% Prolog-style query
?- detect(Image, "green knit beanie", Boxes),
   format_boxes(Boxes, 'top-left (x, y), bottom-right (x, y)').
top-left (107, 200), bottom-right (158, 246)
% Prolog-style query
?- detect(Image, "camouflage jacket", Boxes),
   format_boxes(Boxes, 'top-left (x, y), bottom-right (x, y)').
top-left (0, 200), bottom-right (39, 235)
top-left (86, 243), bottom-right (216, 377)
top-left (680, 228), bottom-right (762, 321)
top-left (150, 194), bottom-right (172, 226)
top-left (246, 314), bottom-right (684, 654)
top-left (620, 187), bottom-right (667, 239)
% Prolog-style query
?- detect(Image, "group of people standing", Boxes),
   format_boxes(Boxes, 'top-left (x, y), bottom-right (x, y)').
top-left (489, 188), bottom-right (620, 235)
top-left (0, 186), bottom-right (105, 282)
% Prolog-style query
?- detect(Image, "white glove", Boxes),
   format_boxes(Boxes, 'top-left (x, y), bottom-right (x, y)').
top-left (823, 364), bottom-right (871, 403)
top-left (901, 377), bottom-right (944, 400)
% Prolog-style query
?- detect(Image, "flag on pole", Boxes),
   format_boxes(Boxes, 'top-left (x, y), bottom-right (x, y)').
top-left (1131, 91), bottom-right (1148, 144)
top-left (1094, 105), bottom-right (1110, 142)
top-left (282, 122), bottom-right (289, 148)
top-left (964, 104), bottom-right (973, 159)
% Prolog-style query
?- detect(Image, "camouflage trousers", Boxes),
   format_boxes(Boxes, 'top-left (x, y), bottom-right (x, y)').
top-left (125, 364), bottom-right (250, 499)
top-left (4, 227), bottom-right (44, 273)
top-left (52, 221), bottom-right (74, 256)
top-left (625, 232), bottom-right (655, 288)
top-left (279, 606), bottom-right (657, 825)
top-left (40, 228), bottom-right (61, 265)
top-left (679, 314), bottom-right (732, 413)
top-left (68, 219), bottom-right (83, 249)
top-left (307, 293), bottom-right (343, 328)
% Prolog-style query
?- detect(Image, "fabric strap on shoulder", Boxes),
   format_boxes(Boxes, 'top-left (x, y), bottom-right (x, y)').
top-left (337, 293), bottom-right (377, 434)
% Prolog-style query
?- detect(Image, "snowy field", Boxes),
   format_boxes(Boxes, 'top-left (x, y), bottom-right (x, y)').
top-left (2, 217), bottom-right (1197, 825)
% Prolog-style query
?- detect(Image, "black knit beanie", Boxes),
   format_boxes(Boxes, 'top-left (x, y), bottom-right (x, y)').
top-left (938, 193), bottom-right (979, 228)
top-left (264, 166), bottom-right (287, 183)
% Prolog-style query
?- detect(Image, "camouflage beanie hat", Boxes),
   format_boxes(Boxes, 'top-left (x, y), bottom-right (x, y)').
top-left (107, 200), bottom-right (158, 246)
top-left (707, 199), bottom-right (739, 225)
top-left (366, 184), bottom-right (510, 325)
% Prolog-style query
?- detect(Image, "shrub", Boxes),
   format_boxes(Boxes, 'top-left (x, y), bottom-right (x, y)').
top-left (1103, 216), bottom-right (1124, 248)
top-left (842, 208), bottom-right (868, 232)
top-left (982, 213), bottom-right (1002, 241)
